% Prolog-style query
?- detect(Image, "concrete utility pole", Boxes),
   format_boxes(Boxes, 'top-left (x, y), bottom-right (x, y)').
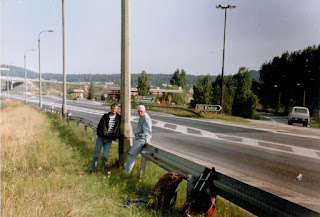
top-left (38, 30), bottom-right (54, 108)
top-left (119, 0), bottom-right (133, 167)
top-left (216, 4), bottom-right (236, 112)
top-left (62, 0), bottom-right (67, 118)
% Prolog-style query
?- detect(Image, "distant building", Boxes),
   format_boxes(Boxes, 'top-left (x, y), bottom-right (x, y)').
top-left (71, 89), bottom-right (84, 99)
top-left (102, 86), bottom-right (184, 104)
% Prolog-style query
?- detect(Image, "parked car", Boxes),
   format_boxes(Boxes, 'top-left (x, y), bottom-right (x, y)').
top-left (288, 106), bottom-right (310, 127)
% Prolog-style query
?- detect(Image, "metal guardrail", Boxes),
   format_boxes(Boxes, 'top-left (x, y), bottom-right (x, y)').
top-left (67, 115), bottom-right (98, 142)
top-left (52, 112), bottom-right (319, 217)
top-left (43, 105), bottom-right (62, 114)
top-left (140, 146), bottom-right (319, 217)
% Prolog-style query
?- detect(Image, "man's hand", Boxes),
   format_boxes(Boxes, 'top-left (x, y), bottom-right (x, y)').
top-left (142, 143), bottom-right (149, 148)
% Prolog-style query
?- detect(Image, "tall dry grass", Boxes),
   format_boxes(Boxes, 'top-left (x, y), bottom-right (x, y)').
top-left (1, 102), bottom-right (47, 165)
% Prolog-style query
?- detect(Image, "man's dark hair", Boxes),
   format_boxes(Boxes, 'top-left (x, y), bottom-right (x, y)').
top-left (111, 103), bottom-right (118, 108)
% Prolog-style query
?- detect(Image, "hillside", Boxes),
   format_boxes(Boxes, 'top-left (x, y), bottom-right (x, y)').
top-left (1, 65), bottom-right (260, 87)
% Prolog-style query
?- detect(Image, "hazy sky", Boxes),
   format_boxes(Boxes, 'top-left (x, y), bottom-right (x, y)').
top-left (1, 0), bottom-right (320, 76)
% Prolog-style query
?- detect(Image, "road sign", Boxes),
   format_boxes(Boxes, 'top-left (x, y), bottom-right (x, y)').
top-left (135, 96), bottom-right (154, 103)
top-left (196, 104), bottom-right (222, 111)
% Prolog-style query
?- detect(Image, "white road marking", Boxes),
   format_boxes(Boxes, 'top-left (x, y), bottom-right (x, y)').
top-left (132, 115), bottom-right (320, 160)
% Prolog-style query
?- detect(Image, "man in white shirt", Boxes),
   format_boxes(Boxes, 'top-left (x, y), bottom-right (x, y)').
top-left (125, 105), bottom-right (152, 173)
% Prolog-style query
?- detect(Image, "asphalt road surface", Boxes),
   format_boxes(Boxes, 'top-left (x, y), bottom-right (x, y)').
top-left (4, 93), bottom-right (320, 213)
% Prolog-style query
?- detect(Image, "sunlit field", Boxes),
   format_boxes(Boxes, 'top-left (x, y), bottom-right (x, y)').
top-left (1, 99), bottom-right (252, 217)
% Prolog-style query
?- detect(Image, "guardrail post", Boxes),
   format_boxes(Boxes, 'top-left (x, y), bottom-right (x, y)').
top-left (84, 126), bottom-right (87, 136)
top-left (76, 122), bottom-right (79, 130)
top-left (140, 156), bottom-right (147, 178)
top-left (92, 129), bottom-right (96, 142)
top-left (187, 175), bottom-right (197, 197)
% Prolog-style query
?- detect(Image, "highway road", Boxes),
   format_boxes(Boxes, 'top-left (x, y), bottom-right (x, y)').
top-left (3, 93), bottom-right (320, 213)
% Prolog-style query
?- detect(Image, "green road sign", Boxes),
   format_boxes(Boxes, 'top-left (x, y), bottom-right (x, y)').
top-left (135, 96), bottom-right (155, 103)
top-left (196, 104), bottom-right (222, 111)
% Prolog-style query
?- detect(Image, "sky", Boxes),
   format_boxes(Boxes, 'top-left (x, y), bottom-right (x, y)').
top-left (1, 0), bottom-right (320, 76)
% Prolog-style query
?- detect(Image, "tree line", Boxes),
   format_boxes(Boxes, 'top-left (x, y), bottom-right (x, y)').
top-left (255, 45), bottom-right (320, 116)
top-left (191, 67), bottom-right (258, 118)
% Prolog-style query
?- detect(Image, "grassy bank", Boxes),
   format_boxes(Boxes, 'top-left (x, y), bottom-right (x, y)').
top-left (310, 119), bottom-right (320, 128)
top-left (1, 99), bottom-right (252, 216)
top-left (147, 106), bottom-right (250, 123)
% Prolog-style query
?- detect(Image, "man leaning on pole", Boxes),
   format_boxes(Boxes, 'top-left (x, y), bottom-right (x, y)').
top-left (125, 105), bottom-right (152, 173)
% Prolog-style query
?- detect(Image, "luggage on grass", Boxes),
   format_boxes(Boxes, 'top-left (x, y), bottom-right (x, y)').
top-left (180, 167), bottom-right (217, 216)
top-left (148, 172), bottom-right (182, 210)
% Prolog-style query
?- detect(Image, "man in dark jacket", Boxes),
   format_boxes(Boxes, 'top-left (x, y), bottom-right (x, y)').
top-left (90, 103), bottom-right (121, 172)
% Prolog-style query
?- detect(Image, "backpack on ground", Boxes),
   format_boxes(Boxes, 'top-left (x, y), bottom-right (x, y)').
top-left (180, 167), bottom-right (217, 216)
top-left (147, 172), bottom-right (182, 210)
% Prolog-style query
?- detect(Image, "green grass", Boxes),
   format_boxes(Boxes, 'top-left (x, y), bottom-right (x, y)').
top-left (147, 106), bottom-right (252, 123)
top-left (310, 119), bottom-right (320, 128)
top-left (147, 106), bottom-right (198, 118)
top-left (251, 114), bottom-right (271, 121)
top-left (198, 112), bottom-right (249, 123)
top-left (1, 101), bottom-right (253, 216)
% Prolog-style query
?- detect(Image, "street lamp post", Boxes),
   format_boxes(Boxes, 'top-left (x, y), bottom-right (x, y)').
top-left (216, 4), bottom-right (236, 111)
top-left (62, 0), bottom-right (67, 118)
top-left (274, 85), bottom-right (281, 113)
top-left (38, 30), bottom-right (54, 108)
top-left (297, 83), bottom-right (306, 107)
top-left (24, 49), bottom-right (34, 103)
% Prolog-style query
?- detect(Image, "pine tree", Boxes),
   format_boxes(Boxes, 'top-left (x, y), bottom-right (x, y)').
top-left (137, 70), bottom-right (151, 96)
top-left (232, 67), bottom-right (258, 118)
top-left (87, 82), bottom-right (95, 99)
top-left (170, 69), bottom-right (187, 90)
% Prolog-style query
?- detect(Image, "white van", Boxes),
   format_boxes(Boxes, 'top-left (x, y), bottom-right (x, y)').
top-left (288, 106), bottom-right (310, 127)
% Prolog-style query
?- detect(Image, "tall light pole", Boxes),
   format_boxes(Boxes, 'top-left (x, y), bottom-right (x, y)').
top-left (119, 0), bottom-right (133, 166)
top-left (216, 4), bottom-right (236, 111)
top-left (38, 30), bottom-right (54, 108)
top-left (297, 83), bottom-right (306, 107)
top-left (24, 49), bottom-right (34, 104)
top-left (62, 0), bottom-right (67, 118)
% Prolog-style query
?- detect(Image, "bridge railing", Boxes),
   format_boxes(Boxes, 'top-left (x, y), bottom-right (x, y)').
top-left (58, 112), bottom-right (318, 217)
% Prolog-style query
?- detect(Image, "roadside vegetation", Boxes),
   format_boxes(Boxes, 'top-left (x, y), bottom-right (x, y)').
top-left (147, 106), bottom-right (260, 123)
top-left (1, 99), bottom-right (252, 216)
top-left (310, 118), bottom-right (320, 128)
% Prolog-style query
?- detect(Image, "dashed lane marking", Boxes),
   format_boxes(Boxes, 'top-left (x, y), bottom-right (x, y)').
top-left (131, 115), bottom-right (320, 161)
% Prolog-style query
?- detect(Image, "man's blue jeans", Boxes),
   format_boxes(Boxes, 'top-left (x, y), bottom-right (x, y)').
top-left (90, 137), bottom-right (112, 172)
top-left (124, 138), bottom-right (145, 173)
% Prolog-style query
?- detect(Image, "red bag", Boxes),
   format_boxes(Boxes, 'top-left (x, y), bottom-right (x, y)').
top-left (180, 168), bottom-right (217, 216)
